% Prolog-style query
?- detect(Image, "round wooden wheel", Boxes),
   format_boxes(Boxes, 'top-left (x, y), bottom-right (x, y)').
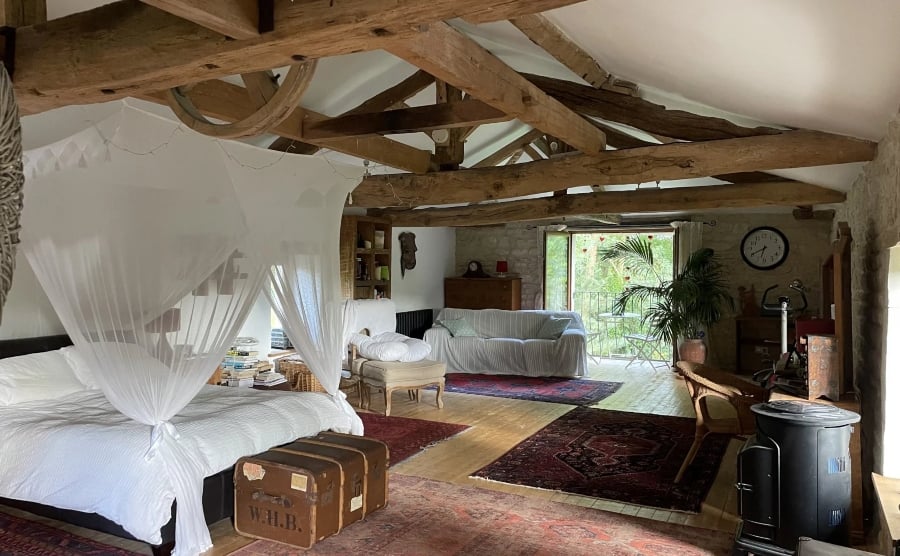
top-left (165, 60), bottom-right (317, 139)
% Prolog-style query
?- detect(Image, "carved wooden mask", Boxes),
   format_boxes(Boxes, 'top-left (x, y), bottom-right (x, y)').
top-left (398, 232), bottom-right (417, 277)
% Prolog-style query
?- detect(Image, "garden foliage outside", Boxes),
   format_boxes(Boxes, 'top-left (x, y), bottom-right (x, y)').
top-left (545, 232), bottom-right (674, 358)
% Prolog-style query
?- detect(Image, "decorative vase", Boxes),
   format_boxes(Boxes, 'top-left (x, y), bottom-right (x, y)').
top-left (678, 338), bottom-right (707, 364)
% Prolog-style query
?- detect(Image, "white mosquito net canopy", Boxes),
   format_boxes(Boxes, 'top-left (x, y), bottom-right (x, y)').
top-left (20, 103), bottom-right (364, 555)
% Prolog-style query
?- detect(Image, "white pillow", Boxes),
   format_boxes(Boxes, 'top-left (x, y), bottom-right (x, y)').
top-left (398, 339), bottom-right (432, 362)
top-left (62, 342), bottom-right (170, 388)
top-left (60, 345), bottom-right (98, 389)
top-left (358, 341), bottom-right (409, 362)
top-left (0, 350), bottom-right (88, 406)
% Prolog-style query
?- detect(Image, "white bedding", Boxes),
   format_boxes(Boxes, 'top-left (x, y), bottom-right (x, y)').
top-left (0, 385), bottom-right (353, 544)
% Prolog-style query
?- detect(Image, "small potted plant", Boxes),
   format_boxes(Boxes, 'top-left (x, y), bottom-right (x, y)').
top-left (604, 244), bottom-right (733, 364)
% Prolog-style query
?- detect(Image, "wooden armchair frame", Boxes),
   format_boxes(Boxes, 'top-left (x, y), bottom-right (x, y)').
top-left (674, 360), bottom-right (769, 483)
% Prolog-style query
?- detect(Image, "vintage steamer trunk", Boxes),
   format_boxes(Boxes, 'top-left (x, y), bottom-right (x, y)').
top-left (309, 431), bottom-right (390, 515)
top-left (277, 440), bottom-right (368, 529)
top-left (233, 450), bottom-right (341, 549)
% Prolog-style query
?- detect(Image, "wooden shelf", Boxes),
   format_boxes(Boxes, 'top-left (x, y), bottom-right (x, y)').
top-left (340, 215), bottom-right (392, 300)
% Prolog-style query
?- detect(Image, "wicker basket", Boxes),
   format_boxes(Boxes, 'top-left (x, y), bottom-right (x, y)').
top-left (277, 357), bottom-right (325, 393)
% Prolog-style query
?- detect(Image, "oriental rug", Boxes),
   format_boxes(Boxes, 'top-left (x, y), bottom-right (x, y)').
top-left (232, 474), bottom-right (733, 556)
top-left (472, 407), bottom-right (730, 512)
top-left (359, 412), bottom-right (470, 466)
top-left (0, 508), bottom-right (140, 556)
top-left (437, 373), bottom-right (622, 405)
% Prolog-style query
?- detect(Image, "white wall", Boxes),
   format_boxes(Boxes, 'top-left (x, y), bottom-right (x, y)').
top-left (391, 227), bottom-right (455, 312)
top-left (236, 291), bottom-right (273, 356)
top-left (0, 253), bottom-right (65, 339)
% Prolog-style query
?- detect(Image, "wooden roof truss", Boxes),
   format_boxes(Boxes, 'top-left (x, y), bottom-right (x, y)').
top-left (8, 0), bottom-right (876, 225)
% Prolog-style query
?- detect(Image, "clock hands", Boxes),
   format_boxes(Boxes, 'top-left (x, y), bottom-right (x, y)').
top-left (750, 246), bottom-right (767, 257)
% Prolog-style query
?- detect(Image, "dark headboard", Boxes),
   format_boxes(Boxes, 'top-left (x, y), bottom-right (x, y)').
top-left (0, 335), bottom-right (72, 358)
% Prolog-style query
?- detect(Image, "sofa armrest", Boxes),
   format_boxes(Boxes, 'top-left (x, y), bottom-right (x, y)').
top-left (424, 326), bottom-right (452, 344)
top-left (557, 327), bottom-right (586, 347)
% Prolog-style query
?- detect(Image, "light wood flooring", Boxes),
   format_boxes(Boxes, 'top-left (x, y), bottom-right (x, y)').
top-left (3, 358), bottom-right (741, 555)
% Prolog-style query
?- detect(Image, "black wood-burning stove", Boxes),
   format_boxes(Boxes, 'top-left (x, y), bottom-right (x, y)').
top-left (734, 400), bottom-right (860, 555)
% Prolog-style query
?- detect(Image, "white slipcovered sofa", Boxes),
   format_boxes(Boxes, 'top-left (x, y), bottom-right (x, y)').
top-left (424, 308), bottom-right (588, 377)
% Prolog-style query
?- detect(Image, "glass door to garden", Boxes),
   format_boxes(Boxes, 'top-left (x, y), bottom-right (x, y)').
top-left (544, 229), bottom-right (674, 363)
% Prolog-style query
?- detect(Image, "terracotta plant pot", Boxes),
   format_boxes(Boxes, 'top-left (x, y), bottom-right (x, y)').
top-left (678, 338), bottom-right (707, 364)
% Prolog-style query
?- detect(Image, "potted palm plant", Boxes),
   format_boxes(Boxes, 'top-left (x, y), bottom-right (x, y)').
top-left (600, 239), bottom-right (733, 364)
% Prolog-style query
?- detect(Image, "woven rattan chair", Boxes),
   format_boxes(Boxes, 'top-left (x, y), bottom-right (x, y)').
top-left (674, 360), bottom-right (769, 483)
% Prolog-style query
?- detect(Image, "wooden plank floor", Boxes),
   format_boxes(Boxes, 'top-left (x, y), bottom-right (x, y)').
top-left (2, 358), bottom-right (741, 555)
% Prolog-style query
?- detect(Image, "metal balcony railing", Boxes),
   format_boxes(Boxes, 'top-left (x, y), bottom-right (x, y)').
top-left (572, 291), bottom-right (668, 361)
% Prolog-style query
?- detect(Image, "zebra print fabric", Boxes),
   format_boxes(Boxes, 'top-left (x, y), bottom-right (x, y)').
top-left (0, 65), bottom-right (23, 324)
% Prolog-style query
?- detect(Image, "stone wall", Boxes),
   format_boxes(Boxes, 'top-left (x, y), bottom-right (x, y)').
top-left (833, 114), bottom-right (900, 494)
top-left (697, 213), bottom-right (833, 369)
top-left (455, 224), bottom-right (544, 309)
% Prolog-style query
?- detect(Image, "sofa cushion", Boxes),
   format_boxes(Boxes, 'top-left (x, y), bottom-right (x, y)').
top-left (536, 316), bottom-right (572, 339)
top-left (440, 318), bottom-right (479, 337)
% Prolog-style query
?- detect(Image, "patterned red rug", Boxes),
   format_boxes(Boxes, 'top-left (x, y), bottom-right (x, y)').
top-left (472, 407), bottom-right (730, 512)
top-left (0, 508), bottom-right (140, 555)
top-left (438, 373), bottom-right (622, 405)
top-left (359, 412), bottom-right (470, 466)
top-left (232, 474), bottom-right (733, 555)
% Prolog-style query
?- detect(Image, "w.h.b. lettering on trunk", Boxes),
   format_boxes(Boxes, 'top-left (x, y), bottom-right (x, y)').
top-left (247, 505), bottom-right (299, 531)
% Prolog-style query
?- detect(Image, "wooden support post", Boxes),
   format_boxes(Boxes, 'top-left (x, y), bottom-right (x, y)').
top-left (434, 79), bottom-right (465, 170)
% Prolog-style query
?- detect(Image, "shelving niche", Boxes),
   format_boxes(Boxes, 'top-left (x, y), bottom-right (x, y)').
top-left (339, 215), bottom-right (392, 300)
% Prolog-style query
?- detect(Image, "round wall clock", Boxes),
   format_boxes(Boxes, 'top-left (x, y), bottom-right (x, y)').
top-left (740, 226), bottom-right (789, 270)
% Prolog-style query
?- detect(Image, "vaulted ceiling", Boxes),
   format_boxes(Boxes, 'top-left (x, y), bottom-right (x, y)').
top-left (17, 0), bottom-right (900, 225)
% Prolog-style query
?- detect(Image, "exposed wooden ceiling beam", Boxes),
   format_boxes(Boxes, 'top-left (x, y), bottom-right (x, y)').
top-left (142, 80), bottom-right (434, 173)
top-left (343, 70), bottom-right (436, 116)
top-left (268, 136), bottom-right (319, 155)
top-left (590, 121), bottom-right (653, 150)
top-left (386, 21), bottom-right (606, 155)
top-left (505, 149), bottom-right (525, 165)
top-left (269, 69), bottom-right (436, 155)
top-left (434, 80), bottom-right (466, 171)
top-left (1, 0), bottom-right (45, 26)
top-left (351, 130), bottom-right (876, 207)
top-left (509, 13), bottom-right (636, 95)
top-left (375, 182), bottom-right (846, 227)
top-left (139, 0), bottom-right (258, 39)
top-left (301, 98), bottom-right (508, 141)
top-left (472, 129), bottom-right (544, 168)
top-left (526, 73), bottom-right (783, 142)
top-left (15, 0), bottom-right (583, 115)
top-left (522, 144), bottom-right (544, 161)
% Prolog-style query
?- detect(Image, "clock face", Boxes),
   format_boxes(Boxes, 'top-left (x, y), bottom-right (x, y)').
top-left (468, 261), bottom-right (479, 271)
top-left (741, 226), bottom-right (789, 270)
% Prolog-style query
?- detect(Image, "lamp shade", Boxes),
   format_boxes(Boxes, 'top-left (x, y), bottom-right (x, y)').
top-left (496, 260), bottom-right (508, 274)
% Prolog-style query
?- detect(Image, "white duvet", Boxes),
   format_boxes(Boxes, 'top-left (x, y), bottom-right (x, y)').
top-left (0, 385), bottom-right (353, 544)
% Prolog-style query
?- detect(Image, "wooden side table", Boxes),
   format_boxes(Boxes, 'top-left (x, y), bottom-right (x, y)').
top-left (872, 473), bottom-right (900, 556)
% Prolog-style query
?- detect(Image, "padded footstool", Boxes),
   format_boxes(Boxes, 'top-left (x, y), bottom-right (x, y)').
top-left (358, 359), bottom-right (446, 417)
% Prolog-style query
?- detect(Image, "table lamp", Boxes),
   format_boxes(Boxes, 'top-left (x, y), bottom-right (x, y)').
top-left (496, 260), bottom-right (508, 277)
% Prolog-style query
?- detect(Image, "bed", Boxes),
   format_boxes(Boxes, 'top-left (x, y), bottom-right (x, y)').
top-left (0, 335), bottom-right (354, 555)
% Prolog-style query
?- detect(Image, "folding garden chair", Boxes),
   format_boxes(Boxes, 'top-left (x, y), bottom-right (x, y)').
top-left (623, 332), bottom-right (668, 370)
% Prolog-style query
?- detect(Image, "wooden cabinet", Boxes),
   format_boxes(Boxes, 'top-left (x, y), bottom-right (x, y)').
top-left (339, 215), bottom-right (391, 300)
top-left (444, 277), bottom-right (521, 310)
top-left (735, 317), bottom-right (794, 374)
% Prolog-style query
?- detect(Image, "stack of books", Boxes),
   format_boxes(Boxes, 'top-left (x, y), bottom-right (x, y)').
top-left (221, 347), bottom-right (274, 387)
top-left (253, 370), bottom-right (288, 387)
